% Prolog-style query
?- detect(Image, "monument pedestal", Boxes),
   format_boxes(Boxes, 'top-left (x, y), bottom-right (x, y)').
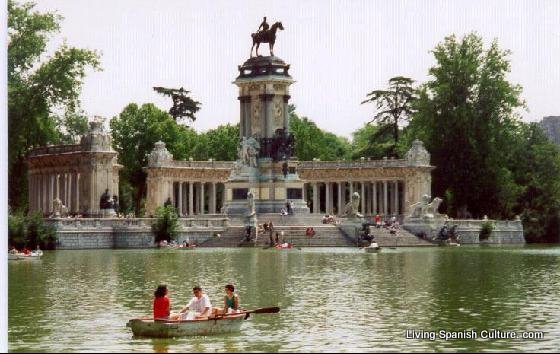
top-left (222, 55), bottom-right (309, 216)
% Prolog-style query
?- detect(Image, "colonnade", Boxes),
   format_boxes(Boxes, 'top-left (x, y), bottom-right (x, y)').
top-left (28, 171), bottom-right (82, 215)
top-left (168, 181), bottom-right (226, 216)
top-left (303, 180), bottom-right (404, 216)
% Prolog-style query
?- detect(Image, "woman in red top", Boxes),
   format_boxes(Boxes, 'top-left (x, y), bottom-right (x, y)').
top-left (153, 284), bottom-right (170, 320)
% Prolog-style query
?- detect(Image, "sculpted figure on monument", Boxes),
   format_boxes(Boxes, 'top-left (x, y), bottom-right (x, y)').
top-left (408, 195), bottom-right (446, 219)
top-left (52, 198), bottom-right (63, 217)
top-left (343, 192), bottom-right (363, 218)
top-left (247, 191), bottom-right (256, 216)
top-left (250, 18), bottom-right (284, 57)
top-left (239, 136), bottom-right (260, 167)
top-left (99, 189), bottom-right (113, 210)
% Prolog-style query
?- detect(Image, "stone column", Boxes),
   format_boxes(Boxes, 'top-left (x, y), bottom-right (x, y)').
top-left (349, 181), bottom-right (353, 197)
top-left (66, 172), bottom-right (72, 211)
top-left (338, 182), bottom-right (344, 216)
top-left (372, 182), bottom-right (377, 215)
top-left (54, 174), bottom-right (60, 200)
top-left (200, 182), bottom-right (205, 215)
top-left (394, 181), bottom-right (399, 215)
top-left (325, 182), bottom-right (331, 214)
top-left (73, 172), bottom-right (80, 213)
top-left (47, 173), bottom-right (56, 213)
top-left (178, 182), bottom-right (183, 216)
top-left (361, 182), bottom-right (365, 214)
top-left (212, 182), bottom-right (217, 214)
top-left (383, 181), bottom-right (388, 215)
top-left (283, 95), bottom-right (291, 132)
top-left (312, 182), bottom-right (319, 214)
top-left (189, 182), bottom-right (194, 216)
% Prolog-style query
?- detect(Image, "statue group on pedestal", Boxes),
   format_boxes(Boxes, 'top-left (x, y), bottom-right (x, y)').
top-left (238, 136), bottom-right (260, 168)
top-left (99, 188), bottom-right (119, 213)
top-left (408, 194), bottom-right (445, 219)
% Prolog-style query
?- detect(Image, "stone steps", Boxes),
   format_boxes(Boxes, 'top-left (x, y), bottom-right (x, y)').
top-left (369, 228), bottom-right (434, 247)
top-left (255, 225), bottom-right (355, 247)
top-left (198, 226), bottom-right (246, 247)
top-left (227, 213), bottom-right (328, 227)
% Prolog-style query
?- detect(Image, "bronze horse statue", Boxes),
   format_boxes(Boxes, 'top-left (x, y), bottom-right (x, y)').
top-left (250, 21), bottom-right (284, 57)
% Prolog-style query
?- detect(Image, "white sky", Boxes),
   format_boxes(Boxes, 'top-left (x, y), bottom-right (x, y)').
top-left (27, 0), bottom-right (560, 137)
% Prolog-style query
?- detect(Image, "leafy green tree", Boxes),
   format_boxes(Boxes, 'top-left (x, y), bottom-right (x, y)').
top-left (8, 0), bottom-right (101, 210)
top-left (508, 123), bottom-right (560, 242)
top-left (409, 33), bottom-right (524, 218)
top-left (289, 107), bottom-right (351, 161)
top-left (191, 124), bottom-right (240, 161)
top-left (152, 205), bottom-right (179, 243)
top-left (361, 76), bottom-right (416, 157)
top-left (110, 103), bottom-right (198, 214)
top-left (8, 212), bottom-right (56, 249)
top-left (153, 86), bottom-right (201, 124)
top-left (350, 123), bottom-right (407, 160)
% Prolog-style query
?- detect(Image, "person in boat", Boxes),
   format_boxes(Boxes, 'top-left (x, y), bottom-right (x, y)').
top-left (153, 284), bottom-right (170, 320)
top-left (172, 286), bottom-right (212, 320)
top-left (22, 247), bottom-right (30, 255)
top-left (212, 284), bottom-right (240, 316)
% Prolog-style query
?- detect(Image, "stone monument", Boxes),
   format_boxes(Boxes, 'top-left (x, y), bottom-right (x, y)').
top-left (223, 18), bottom-right (309, 215)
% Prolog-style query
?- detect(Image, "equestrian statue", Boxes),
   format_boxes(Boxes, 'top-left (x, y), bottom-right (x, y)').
top-left (250, 17), bottom-right (284, 57)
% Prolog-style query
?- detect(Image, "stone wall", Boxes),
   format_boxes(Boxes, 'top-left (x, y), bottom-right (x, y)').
top-left (46, 217), bottom-right (228, 249)
top-left (403, 218), bottom-right (525, 244)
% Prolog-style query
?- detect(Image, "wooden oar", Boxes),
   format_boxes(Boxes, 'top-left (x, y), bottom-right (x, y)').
top-left (217, 306), bottom-right (280, 320)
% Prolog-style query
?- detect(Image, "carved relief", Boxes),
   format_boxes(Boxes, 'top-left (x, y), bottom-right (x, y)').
top-left (273, 98), bottom-right (283, 129)
top-left (251, 100), bottom-right (262, 136)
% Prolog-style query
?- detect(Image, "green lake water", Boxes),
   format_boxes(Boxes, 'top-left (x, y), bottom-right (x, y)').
top-left (8, 246), bottom-right (560, 352)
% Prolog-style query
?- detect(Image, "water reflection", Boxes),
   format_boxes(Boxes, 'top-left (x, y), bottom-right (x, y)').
top-left (8, 246), bottom-right (560, 352)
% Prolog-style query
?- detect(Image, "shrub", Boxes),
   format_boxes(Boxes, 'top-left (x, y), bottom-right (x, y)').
top-left (152, 205), bottom-right (179, 243)
top-left (479, 220), bottom-right (494, 241)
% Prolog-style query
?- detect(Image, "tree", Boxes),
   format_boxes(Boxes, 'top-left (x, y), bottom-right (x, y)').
top-left (110, 103), bottom-right (198, 214)
top-left (288, 107), bottom-right (351, 161)
top-left (191, 124), bottom-right (240, 161)
top-left (153, 86), bottom-right (201, 125)
top-left (507, 123), bottom-right (560, 242)
top-left (409, 33), bottom-right (524, 218)
top-left (361, 76), bottom-right (416, 157)
top-left (8, 0), bottom-right (101, 210)
top-left (350, 123), bottom-right (407, 160)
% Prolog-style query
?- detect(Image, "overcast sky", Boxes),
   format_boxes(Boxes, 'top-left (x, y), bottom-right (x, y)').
top-left (31, 0), bottom-right (560, 138)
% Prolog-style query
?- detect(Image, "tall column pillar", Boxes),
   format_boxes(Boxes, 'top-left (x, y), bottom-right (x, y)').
top-left (361, 182), bottom-right (365, 214)
top-left (73, 172), bottom-right (80, 213)
top-left (394, 181), bottom-right (399, 215)
top-left (338, 182), bottom-right (344, 216)
top-left (372, 182), bottom-right (377, 215)
top-left (66, 172), bottom-right (72, 211)
top-left (200, 182), bottom-right (205, 215)
top-left (210, 182), bottom-right (217, 214)
top-left (188, 182), bottom-right (193, 216)
top-left (41, 174), bottom-right (49, 215)
top-left (283, 95), bottom-right (291, 132)
top-left (178, 182), bottom-right (183, 216)
top-left (349, 181), bottom-right (353, 197)
top-left (55, 174), bottom-right (60, 199)
top-left (48, 174), bottom-right (54, 213)
top-left (383, 181), bottom-right (388, 215)
top-left (325, 182), bottom-right (331, 214)
top-left (312, 182), bottom-right (319, 214)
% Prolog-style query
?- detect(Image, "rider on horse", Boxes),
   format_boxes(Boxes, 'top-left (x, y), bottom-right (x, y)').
top-left (257, 16), bottom-right (269, 34)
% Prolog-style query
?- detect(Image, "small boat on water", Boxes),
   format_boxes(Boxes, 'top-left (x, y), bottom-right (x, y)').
top-left (127, 314), bottom-right (245, 337)
top-left (126, 307), bottom-right (279, 338)
top-left (275, 242), bottom-right (293, 250)
top-left (364, 242), bottom-right (381, 253)
top-left (8, 250), bottom-right (43, 260)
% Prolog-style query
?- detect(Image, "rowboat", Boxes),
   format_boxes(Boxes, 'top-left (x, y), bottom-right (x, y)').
top-left (275, 243), bottom-right (293, 249)
top-left (127, 314), bottom-right (245, 337)
top-left (8, 250), bottom-right (43, 260)
top-left (126, 307), bottom-right (279, 338)
top-left (364, 242), bottom-right (381, 253)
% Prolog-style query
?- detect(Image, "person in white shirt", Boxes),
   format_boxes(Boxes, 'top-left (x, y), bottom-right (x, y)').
top-left (171, 286), bottom-right (212, 320)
